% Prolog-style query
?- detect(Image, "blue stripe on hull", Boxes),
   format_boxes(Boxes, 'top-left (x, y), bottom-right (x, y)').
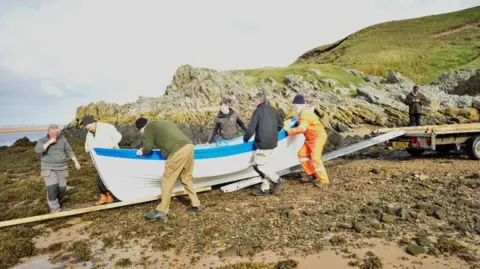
top-left (94, 124), bottom-right (293, 160)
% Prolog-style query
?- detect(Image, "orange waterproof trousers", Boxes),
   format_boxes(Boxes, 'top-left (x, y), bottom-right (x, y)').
top-left (297, 130), bottom-right (329, 184)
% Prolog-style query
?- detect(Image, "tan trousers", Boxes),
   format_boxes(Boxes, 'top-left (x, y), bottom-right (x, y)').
top-left (253, 149), bottom-right (280, 191)
top-left (156, 144), bottom-right (200, 214)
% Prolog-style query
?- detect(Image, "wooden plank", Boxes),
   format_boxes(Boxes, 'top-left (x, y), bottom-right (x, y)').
top-left (221, 131), bottom-right (406, 192)
top-left (377, 123), bottom-right (480, 134)
top-left (0, 186), bottom-right (212, 229)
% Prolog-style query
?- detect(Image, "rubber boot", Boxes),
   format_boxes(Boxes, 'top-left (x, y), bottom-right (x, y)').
top-left (105, 192), bottom-right (115, 203)
top-left (95, 194), bottom-right (108, 206)
top-left (299, 172), bottom-right (315, 183)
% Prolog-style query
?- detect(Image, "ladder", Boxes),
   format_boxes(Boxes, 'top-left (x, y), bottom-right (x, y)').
top-left (220, 130), bottom-right (406, 192)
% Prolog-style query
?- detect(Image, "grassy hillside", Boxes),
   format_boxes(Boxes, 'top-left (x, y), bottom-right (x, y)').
top-left (238, 64), bottom-right (364, 88)
top-left (294, 6), bottom-right (480, 84)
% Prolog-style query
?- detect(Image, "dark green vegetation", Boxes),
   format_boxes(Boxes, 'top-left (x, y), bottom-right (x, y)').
top-left (295, 6), bottom-right (480, 84)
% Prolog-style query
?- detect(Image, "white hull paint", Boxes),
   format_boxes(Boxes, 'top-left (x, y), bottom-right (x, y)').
top-left (90, 119), bottom-right (305, 202)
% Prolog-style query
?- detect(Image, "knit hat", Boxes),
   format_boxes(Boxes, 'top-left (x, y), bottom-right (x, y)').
top-left (135, 117), bottom-right (148, 130)
top-left (81, 115), bottom-right (95, 126)
top-left (292, 94), bottom-right (306, 104)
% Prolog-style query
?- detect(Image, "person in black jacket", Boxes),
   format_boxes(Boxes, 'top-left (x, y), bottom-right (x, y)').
top-left (243, 92), bottom-right (285, 196)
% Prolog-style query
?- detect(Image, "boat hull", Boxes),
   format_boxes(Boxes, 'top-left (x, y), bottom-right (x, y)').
top-left (90, 119), bottom-right (305, 201)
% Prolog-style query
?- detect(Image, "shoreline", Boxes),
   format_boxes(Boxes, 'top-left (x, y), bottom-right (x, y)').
top-left (0, 126), bottom-right (63, 134)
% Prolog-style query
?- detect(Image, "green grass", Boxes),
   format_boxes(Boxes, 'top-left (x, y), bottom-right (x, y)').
top-left (237, 64), bottom-right (364, 89)
top-left (294, 6), bottom-right (480, 84)
top-left (463, 55), bottom-right (480, 68)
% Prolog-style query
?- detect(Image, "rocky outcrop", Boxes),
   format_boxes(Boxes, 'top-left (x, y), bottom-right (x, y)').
top-left (431, 68), bottom-right (480, 96)
top-left (68, 65), bottom-right (480, 146)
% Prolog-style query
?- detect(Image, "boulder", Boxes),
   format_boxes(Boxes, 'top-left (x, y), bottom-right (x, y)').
top-left (386, 72), bottom-right (408, 84)
top-left (357, 86), bottom-right (408, 111)
top-left (431, 68), bottom-right (479, 96)
top-left (12, 137), bottom-right (35, 147)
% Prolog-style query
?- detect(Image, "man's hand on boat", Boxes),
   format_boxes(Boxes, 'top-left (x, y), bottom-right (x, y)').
top-left (136, 148), bottom-right (144, 157)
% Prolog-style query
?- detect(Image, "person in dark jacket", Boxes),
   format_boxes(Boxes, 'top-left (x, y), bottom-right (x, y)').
top-left (405, 85), bottom-right (428, 126)
top-left (243, 92), bottom-right (284, 196)
top-left (207, 97), bottom-right (247, 144)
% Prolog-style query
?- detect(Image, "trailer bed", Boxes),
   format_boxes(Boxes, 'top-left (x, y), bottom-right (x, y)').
top-left (374, 123), bottom-right (480, 159)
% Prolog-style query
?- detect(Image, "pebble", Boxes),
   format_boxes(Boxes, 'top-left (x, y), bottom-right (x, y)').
top-left (219, 246), bottom-right (238, 258)
top-left (415, 203), bottom-right (432, 211)
top-left (453, 221), bottom-right (471, 233)
top-left (456, 199), bottom-right (472, 207)
top-left (381, 213), bottom-right (397, 223)
top-left (415, 236), bottom-right (433, 246)
top-left (330, 235), bottom-right (346, 246)
top-left (397, 208), bottom-right (407, 220)
top-left (433, 209), bottom-right (447, 220)
top-left (353, 222), bottom-right (366, 233)
top-left (247, 239), bottom-right (262, 248)
top-left (406, 244), bottom-right (426, 256)
top-left (338, 223), bottom-right (353, 229)
top-left (177, 220), bottom-right (188, 228)
top-left (238, 246), bottom-right (254, 257)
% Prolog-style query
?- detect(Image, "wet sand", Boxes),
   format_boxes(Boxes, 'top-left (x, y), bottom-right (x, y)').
top-left (15, 218), bottom-right (474, 269)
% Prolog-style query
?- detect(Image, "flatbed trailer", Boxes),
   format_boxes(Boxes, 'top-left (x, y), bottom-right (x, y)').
top-left (374, 123), bottom-right (480, 159)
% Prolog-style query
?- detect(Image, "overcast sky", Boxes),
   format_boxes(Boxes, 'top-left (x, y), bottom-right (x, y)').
top-left (0, 0), bottom-right (478, 126)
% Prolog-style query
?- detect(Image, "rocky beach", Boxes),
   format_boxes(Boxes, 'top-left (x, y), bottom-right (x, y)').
top-left (0, 5), bottom-right (479, 269)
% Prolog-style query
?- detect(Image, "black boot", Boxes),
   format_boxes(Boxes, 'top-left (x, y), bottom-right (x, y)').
top-left (251, 188), bottom-right (271, 196)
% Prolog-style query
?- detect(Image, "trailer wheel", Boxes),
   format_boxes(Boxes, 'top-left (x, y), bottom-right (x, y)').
top-left (406, 148), bottom-right (425, 156)
top-left (465, 136), bottom-right (480, 160)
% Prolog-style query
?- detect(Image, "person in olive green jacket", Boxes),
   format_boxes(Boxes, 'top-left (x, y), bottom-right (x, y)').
top-left (405, 85), bottom-right (428, 126)
top-left (135, 117), bottom-right (201, 221)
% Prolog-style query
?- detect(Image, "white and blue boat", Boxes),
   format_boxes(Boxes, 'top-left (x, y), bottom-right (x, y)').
top-left (90, 118), bottom-right (305, 201)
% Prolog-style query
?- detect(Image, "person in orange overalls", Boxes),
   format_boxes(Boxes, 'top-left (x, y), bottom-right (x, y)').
top-left (285, 94), bottom-right (329, 188)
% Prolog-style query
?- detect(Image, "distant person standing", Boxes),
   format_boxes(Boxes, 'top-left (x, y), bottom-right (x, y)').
top-left (405, 85), bottom-right (428, 126)
top-left (207, 97), bottom-right (248, 144)
top-left (82, 115), bottom-right (123, 206)
top-left (35, 124), bottom-right (81, 212)
top-left (243, 92), bottom-right (284, 196)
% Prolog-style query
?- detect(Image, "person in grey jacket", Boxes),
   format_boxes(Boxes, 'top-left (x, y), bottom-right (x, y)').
top-left (207, 97), bottom-right (247, 144)
top-left (35, 124), bottom-right (81, 212)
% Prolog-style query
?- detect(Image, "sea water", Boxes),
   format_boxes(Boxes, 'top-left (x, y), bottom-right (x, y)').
top-left (0, 132), bottom-right (45, 146)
